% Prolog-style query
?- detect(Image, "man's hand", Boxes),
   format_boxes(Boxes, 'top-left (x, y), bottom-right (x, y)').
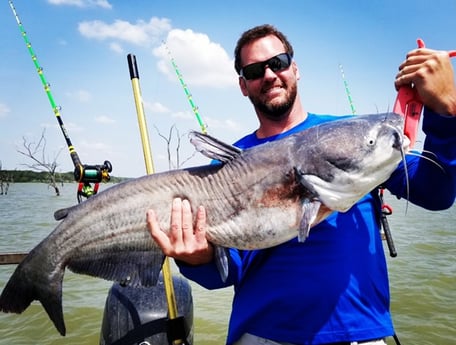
top-left (395, 48), bottom-right (456, 116)
top-left (147, 198), bottom-right (214, 265)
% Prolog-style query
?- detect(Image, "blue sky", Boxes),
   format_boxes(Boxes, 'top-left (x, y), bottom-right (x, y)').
top-left (1, 0), bottom-right (455, 177)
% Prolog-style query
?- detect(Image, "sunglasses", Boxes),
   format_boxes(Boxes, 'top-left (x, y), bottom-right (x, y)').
top-left (239, 53), bottom-right (292, 80)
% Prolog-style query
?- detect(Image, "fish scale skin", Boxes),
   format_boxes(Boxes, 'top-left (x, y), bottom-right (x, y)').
top-left (51, 160), bottom-right (282, 265)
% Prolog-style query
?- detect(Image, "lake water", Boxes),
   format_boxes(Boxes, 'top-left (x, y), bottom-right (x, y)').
top-left (0, 183), bottom-right (454, 344)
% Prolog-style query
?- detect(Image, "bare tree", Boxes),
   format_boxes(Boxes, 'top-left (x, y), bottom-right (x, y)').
top-left (0, 160), bottom-right (12, 195)
top-left (0, 160), bottom-right (3, 195)
top-left (154, 124), bottom-right (196, 170)
top-left (17, 129), bottom-right (63, 196)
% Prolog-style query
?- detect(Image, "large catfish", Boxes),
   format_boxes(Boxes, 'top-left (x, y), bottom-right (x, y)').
top-left (0, 112), bottom-right (409, 335)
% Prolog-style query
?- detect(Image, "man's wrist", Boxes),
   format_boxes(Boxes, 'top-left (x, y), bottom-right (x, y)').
top-left (433, 93), bottom-right (456, 117)
top-left (449, 96), bottom-right (456, 116)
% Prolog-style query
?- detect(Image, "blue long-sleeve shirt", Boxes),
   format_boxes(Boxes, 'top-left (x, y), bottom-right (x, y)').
top-left (178, 109), bottom-right (456, 345)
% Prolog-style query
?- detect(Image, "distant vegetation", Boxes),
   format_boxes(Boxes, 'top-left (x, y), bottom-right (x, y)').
top-left (0, 170), bottom-right (126, 184)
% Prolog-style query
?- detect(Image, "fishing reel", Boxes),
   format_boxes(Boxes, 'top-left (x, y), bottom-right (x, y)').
top-left (74, 160), bottom-right (113, 183)
top-left (74, 160), bottom-right (113, 202)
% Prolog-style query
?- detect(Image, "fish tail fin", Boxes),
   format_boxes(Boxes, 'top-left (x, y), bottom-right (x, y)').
top-left (0, 258), bottom-right (67, 336)
top-left (39, 269), bottom-right (66, 336)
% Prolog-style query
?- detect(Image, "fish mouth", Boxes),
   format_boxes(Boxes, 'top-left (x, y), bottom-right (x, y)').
top-left (401, 134), bottom-right (411, 152)
top-left (390, 124), bottom-right (410, 152)
top-left (380, 113), bottom-right (410, 153)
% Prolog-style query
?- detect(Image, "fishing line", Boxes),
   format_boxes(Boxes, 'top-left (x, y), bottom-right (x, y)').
top-left (162, 41), bottom-right (208, 134)
top-left (339, 63), bottom-right (356, 115)
top-left (8, 0), bottom-right (112, 202)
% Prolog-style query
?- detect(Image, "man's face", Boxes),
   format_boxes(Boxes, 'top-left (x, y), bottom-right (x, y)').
top-left (239, 35), bottom-right (299, 121)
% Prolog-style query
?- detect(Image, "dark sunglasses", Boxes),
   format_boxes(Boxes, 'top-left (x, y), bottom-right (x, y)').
top-left (239, 53), bottom-right (292, 80)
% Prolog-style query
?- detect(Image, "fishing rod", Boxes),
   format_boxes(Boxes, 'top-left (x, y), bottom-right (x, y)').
top-left (339, 63), bottom-right (356, 115)
top-left (338, 62), bottom-right (397, 256)
top-left (163, 41), bottom-right (208, 134)
top-left (127, 54), bottom-right (189, 345)
top-left (8, 0), bottom-right (112, 202)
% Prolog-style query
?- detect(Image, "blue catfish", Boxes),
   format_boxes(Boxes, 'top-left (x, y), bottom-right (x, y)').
top-left (0, 112), bottom-right (409, 336)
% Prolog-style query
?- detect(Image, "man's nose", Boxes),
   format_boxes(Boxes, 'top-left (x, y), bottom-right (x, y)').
top-left (263, 66), bottom-right (277, 79)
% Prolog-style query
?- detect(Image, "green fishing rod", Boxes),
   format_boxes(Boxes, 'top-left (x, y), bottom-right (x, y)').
top-left (9, 0), bottom-right (112, 202)
top-left (338, 62), bottom-right (397, 256)
top-left (163, 41), bottom-right (208, 134)
top-left (339, 64), bottom-right (356, 115)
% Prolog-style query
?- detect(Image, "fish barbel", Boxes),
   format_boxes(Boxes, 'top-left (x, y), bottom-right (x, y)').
top-left (0, 112), bottom-right (409, 335)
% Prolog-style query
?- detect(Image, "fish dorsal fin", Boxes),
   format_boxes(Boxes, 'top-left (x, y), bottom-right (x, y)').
top-left (189, 131), bottom-right (242, 163)
top-left (54, 207), bottom-right (71, 221)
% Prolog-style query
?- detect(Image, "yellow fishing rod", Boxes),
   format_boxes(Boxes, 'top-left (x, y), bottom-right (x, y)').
top-left (127, 54), bottom-right (189, 345)
top-left (9, 0), bottom-right (112, 202)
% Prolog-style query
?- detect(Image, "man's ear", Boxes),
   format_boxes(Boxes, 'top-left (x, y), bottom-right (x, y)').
top-left (292, 61), bottom-right (300, 80)
top-left (239, 77), bottom-right (248, 96)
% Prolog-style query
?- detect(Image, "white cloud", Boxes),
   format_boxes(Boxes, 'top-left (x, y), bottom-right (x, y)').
top-left (0, 103), bottom-right (10, 118)
top-left (205, 116), bottom-right (243, 132)
top-left (78, 17), bottom-right (171, 46)
top-left (65, 89), bottom-right (92, 103)
top-left (144, 101), bottom-right (170, 114)
top-left (78, 18), bottom-right (235, 89)
top-left (154, 29), bottom-right (237, 88)
top-left (79, 139), bottom-right (111, 152)
top-left (171, 110), bottom-right (193, 120)
top-left (109, 42), bottom-right (124, 54)
top-left (47, 0), bottom-right (112, 9)
top-left (95, 115), bottom-right (116, 124)
top-left (40, 121), bottom-right (84, 132)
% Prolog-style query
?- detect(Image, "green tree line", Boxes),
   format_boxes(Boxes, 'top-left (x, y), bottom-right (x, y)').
top-left (0, 170), bottom-right (125, 183)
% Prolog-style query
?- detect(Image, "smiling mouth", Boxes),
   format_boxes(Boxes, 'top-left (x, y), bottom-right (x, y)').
top-left (263, 85), bottom-right (283, 95)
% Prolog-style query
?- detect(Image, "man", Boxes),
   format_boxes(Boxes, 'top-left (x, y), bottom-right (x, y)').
top-left (147, 25), bottom-right (456, 345)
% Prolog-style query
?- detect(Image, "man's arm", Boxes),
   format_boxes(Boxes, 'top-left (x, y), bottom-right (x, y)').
top-left (387, 47), bottom-right (456, 209)
top-left (395, 47), bottom-right (456, 116)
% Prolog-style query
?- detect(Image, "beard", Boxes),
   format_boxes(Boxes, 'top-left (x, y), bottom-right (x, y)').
top-left (248, 80), bottom-right (298, 121)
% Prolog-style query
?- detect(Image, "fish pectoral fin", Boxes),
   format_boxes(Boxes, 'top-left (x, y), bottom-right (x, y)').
top-left (298, 200), bottom-right (322, 242)
top-left (214, 246), bottom-right (229, 283)
top-left (189, 131), bottom-right (242, 163)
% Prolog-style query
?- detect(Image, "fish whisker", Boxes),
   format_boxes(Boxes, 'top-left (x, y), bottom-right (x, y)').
top-left (405, 151), bottom-right (446, 173)
top-left (399, 141), bottom-right (410, 213)
top-left (402, 150), bottom-right (445, 214)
